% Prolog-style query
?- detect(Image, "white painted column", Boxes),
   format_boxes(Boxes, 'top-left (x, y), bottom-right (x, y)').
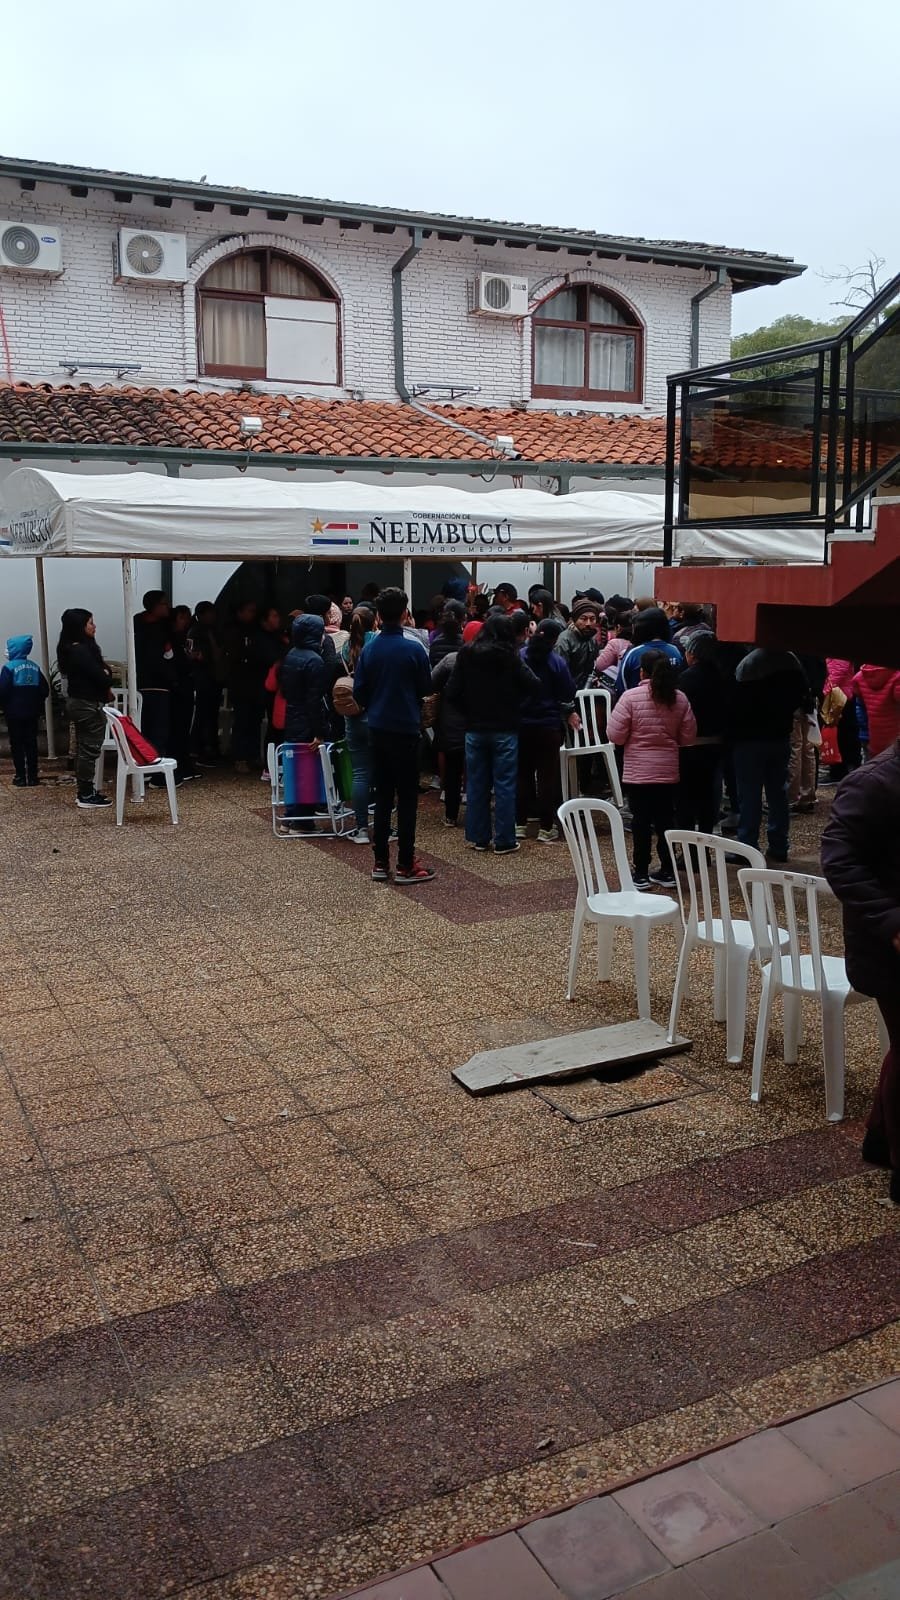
top-left (34, 557), bottom-right (55, 759)
top-left (122, 559), bottom-right (139, 719)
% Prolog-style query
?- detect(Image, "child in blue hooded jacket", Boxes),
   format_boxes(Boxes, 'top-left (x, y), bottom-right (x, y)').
top-left (0, 635), bottom-right (50, 787)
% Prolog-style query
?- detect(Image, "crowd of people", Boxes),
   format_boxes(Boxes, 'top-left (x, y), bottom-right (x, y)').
top-left (4, 579), bottom-right (900, 877)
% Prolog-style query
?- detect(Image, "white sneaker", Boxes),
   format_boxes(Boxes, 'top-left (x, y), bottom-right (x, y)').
top-left (348, 827), bottom-right (370, 845)
top-left (537, 826), bottom-right (560, 843)
top-left (515, 824), bottom-right (527, 840)
top-left (260, 769), bottom-right (271, 782)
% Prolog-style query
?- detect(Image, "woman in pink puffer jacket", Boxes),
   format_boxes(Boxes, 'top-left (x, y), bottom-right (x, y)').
top-left (851, 664), bottom-right (900, 757)
top-left (607, 651), bottom-right (697, 888)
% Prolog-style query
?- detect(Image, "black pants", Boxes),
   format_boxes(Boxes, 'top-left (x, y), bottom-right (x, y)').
top-left (192, 680), bottom-right (222, 756)
top-left (170, 688), bottom-right (196, 777)
top-left (677, 745), bottom-right (722, 836)
top-left (231, 689), bottom-right (264, 764)
top-left (628, 782), bottom-right (677, 877)
top-left (872, 990), bottom-right (900, 1173)
top-left (371, 729), bottom-right (421, 868)
top-left (517, 724), bottom-right (562, 830)
top-left (7, 715), bottom-right (39, 782)
top-left (139, 690), bottom-right (171, 758)
top-left (442, 746), bottom-right (465, 823)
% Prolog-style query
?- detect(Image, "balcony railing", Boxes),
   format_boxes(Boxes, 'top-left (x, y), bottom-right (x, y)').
top-left (663, 270), bottom-right (900, 564)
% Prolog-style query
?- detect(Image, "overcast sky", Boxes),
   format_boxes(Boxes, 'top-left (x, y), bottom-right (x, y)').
top-left (4, 0), bottom-right (896, 334)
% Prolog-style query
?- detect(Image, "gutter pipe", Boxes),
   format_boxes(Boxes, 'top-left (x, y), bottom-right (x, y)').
top-left (392, 228), bottom-right (423, 402)
top-left (689, 267), bottom-right (728, 369)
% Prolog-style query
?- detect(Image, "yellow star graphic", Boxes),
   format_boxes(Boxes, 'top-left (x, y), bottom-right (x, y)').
top-left (311, 517), bottom-right (325, 534)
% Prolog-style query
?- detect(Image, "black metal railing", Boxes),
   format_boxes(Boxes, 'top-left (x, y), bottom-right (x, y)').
top-left (663, 270), bottom-right (900, 564)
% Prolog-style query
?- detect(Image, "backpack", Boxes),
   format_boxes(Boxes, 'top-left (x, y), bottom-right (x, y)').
top-left (332, 673), bottom-right (361, 717)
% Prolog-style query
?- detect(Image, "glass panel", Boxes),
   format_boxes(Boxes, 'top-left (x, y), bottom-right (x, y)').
top-left (534, 326), bottom-right (584, 388)
top-left (534, 288), bottom-right (579, 321)
top-left (201, 295), bottom-right (265, 370)
top-left (268, 255), bottom-right (328, 299)
top-left (850, 310), bottom-right (900, 496)
top-left (203, 253), bottom-right (263, 292)
top-left (589, 292), bottom-right (631, 326)
top-left (589, 332), bottom-right (635, 393)
top-left (680, 368), bottom-right (820, 522)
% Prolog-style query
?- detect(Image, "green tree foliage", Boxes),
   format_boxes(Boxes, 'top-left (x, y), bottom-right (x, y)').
top-left (731, 314), bottom-right (849, 380)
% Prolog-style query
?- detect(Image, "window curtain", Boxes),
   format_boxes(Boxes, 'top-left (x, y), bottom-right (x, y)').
top-left (534, 287), bottom-right (579, 321)
top-left (203, 255), bottom-right (263, 292)
top-left (588, 292), bottom-right (631, 326)
top-left (534, 327), bottom-right (584, 388)
top-left (589, 332), bottom-right (635, 393)
top-left (201, 297), bottom-right (265, 370)
top-left (268, 256), bottom-right (326, 299)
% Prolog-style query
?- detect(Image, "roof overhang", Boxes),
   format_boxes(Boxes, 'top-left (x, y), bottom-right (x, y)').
top-left (0, 155), bottom-right (806, 290)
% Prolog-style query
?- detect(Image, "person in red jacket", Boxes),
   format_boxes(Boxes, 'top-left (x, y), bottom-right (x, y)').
top-left (851, 665), bottom-right (900, 758)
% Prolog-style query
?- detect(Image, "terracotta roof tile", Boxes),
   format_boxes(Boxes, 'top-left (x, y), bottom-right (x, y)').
top-left (0, 383), bottom-right (669, 469)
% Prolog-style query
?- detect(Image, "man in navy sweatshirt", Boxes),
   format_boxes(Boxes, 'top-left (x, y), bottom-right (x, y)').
top-left (353, 588), bottom-right (435, 885)
top-left (0, 635), bottom-right (50, 787)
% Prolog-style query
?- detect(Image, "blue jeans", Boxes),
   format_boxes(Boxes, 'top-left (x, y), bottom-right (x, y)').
top-left (733, 737), bottom-right (791, 857)
top-left (343, 713), bottom-right (371, 831)
top-left (465, 731), bottom-right (518, 850)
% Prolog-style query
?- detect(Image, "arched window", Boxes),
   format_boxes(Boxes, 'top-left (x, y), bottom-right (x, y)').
top-left (532, 286), bottom-right (642, 402)
top-left (198, 250), bottom-right (340, 383)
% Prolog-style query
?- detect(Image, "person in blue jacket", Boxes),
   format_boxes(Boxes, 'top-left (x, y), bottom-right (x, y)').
top-left (615, 607), bottom-right (683, 697)
top-left (0, 635), bottom-right (49, 787)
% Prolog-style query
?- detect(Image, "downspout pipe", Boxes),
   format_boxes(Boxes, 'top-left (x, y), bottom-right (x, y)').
top-left (161, 461), bottom-right (179, 603)
top-left (392, 228), bottom-right (424, 402)
top-left (689, 267), bottom-right (728, 369)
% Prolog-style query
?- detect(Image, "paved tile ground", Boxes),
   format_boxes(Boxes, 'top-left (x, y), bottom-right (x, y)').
top-left (0, 768), bottom-right (898, 1599)
top-left (346, 1381), bottom-right (900, 1600)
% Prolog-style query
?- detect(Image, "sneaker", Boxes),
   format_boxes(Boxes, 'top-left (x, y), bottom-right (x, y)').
top-left (395, 860), bottom-right (436, 884)
top-left (347, 827), bottom-right (369, 845)
top-left (515, 824), bottom-right (527, 839)
top-left (442, 816), bottom-right (458, 828)
top-left (649, 869), bottom-right (677, 889)
top-left (260, 769), bottom-right (271, 782)
top-left (11, 776), bottom-right (27, 788)
top-left (429, 776), bottom-right (442, 790)
top-left (632, 873), bottom-right (652, 890)
top-left (371, 861), bottom-right (392, 882)
top-left (76, 790), bottom-right (112, 809)
top-left (537, 826), bottom-right (561, 844)
top-left (494, 842), bottom-right (521, 855)
top-left (26, 778), bottom-right (40, 786)
top-left (467, 841), bottom-right (490, 852)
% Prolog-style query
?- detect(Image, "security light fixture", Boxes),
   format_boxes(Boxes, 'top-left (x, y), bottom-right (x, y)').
top-left (239, 416), bottom-right (263, 437)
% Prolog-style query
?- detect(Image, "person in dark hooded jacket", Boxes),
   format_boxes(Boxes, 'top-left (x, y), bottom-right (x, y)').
top-left (0, 635), bottom-right (49, 787)
top-left (821, 743), bottom-right (900, 1204)
top-left (730, 647), bottom-right (806, 860)
top-left (279, 614), bottom-right (328, 831)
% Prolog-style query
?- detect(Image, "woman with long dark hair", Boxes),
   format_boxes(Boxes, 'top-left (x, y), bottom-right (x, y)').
top-left (56, 609), bottom-right (113, 809)
top-left (607, 649), bottom-right (696, 889)
top-left (339, 605), bottom-right (376, 842)
top-left (446, 614), bottom-right (539, 854)
top-left (517, 619), bottom-right (579, 843)
top-left (428, 600), bottom-right (466, 667)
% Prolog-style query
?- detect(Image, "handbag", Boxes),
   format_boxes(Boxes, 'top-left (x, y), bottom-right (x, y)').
top-left (332, 675), bottom-right (361, 717)
top-left (330, 739), bottom-right (354, 803)
top-left (819, 724), bottom-right (842, 766)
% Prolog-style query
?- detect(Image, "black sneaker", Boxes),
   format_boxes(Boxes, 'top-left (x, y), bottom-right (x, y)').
top-left (371, 861), bottom-right (392, 882)
top-left (632, 873), bottom-right (652, 890)
top-left (494, 842), bottom-right (521, 855)
top-left (76, 790), bottom-right (112, 809)
top-left (11, 777), bottom-right (27, 788)
top-left (26, 778), bottom-right (40, 786)
top-left (649, 869), bottom-right (677, 889)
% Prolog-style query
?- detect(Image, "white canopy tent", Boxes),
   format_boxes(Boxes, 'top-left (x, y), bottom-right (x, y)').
top-left (0, 467), bottom-right (826, 746)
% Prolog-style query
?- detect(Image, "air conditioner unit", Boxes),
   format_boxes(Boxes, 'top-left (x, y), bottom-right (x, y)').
top-left (116, 228), bottom-right (188, 285)
top-left (0, 222), bottom-right (63, 275)
top-left (472, 272), bottom-right (529, 318)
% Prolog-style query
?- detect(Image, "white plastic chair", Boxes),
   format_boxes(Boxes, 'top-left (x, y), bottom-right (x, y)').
top-left (271, 742), bottom-right (355, 838)
top-left (560, 688), bottom-right (624, 809)
top-left (665, 832), bottom-right (788, 1064)
top-left (104, 707), bottom-right (178, 827)
top-left (738, 867), bottom-right (888, 1122)
top-left (559, 797), bottom-right (682, 1020)
top-left (95, 689), bottom-right (141, 790)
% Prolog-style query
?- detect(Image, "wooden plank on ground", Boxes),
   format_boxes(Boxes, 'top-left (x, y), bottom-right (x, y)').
top-left (453, 1020), bottom-right (691, 1096)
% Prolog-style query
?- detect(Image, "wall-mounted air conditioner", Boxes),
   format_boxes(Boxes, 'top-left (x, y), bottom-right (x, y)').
top-left (115, 228), bottom-right (188, 284)
top-left (0, 222), bottom-right (63, 275)
top-left (471, 272), bottom-right (529, 317)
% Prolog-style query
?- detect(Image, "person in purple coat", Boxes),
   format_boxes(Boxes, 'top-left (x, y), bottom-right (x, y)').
top-left (821, 742), bottom-right (900, 1205)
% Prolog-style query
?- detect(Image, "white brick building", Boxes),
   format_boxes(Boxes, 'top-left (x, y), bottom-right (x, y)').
top-left (0, 155), bottom-right (802, 649)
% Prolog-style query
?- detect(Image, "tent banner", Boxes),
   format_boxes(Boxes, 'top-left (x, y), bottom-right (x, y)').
top-left (0, 466), bottom-right (826, 565)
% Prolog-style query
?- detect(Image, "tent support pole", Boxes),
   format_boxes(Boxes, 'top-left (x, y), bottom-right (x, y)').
top-left (35, 557), bottom-right (55, 759)
top-left (122, 559), bottom-right (139, 719)
top-left (402, 556), bottom-right (413, 607)
top-left (626, 560), bottom-right (635, 600)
